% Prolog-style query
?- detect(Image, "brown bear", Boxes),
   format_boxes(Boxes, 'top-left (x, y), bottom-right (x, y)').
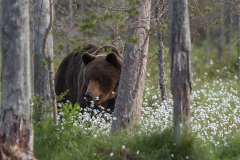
top-left (54, 44), bottom-right (122, 113)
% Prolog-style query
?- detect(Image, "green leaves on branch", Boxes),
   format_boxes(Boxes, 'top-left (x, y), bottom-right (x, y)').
top-left (40, 58), bottom-right (47, 66)
top-left (127, 8), bottom-right (139, 17)
top-left (126, 35), bottom-right (138, 44)
top-left (72, 3), bottom-right (77, 10)
top-left (159, 23), bottom-right (168, 31)
top-left (204, 6), bottom-right (212, 13)
top-left (76, 14), bottom-right (97, 32)
top-left (78, 21), bottom-right (96, 33)
top-left (58, 43), bottom-right (65, 50)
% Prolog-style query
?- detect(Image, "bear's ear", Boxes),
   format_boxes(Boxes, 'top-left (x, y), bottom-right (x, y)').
top-left (82, 52), bottom-right (96, 65)
top-left (106, 52), bottom-right (122, 69)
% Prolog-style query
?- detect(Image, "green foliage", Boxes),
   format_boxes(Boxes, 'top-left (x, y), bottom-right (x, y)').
top-left (40, 58), bottom-right (47, 67)
top-left (218, 134), bottom-right (240, 159)
top-left (204, 6), bottom-right (212, 13)
top-left (118, 22), bottom-right (127, 29)
top-left (78, 21), bottom-right (96, 33)
top-left (126, 35), bottom-right (139, 44)
top-left (29, 20), bottom-right (34, 25)
top-left (34, 117), bottom-right (88, 160)
top-left (56, 90), bottom-right (69, 102)
top-left (127, 8), bottom-right (139, 17)
top-left (159, 23), bottom-right (168, 30)
top-left (57, 43), bottom-right (65, 51)
top-left (72, 3), bottom-right (77, 10)
top-left (32, 95), bottom-right (43, 121)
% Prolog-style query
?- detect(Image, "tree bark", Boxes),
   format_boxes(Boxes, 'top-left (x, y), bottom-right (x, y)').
top-left (217, 3), bottom-right (224, 62)
top-left (156, 3), bottom-right (167, 102)
top-left (226, 1), bottom-right (233, 54)
top-left (65, 0), bottom-right (72, 54)
top-left (238, 1), bottom-right (240, 82)
top-left (206, 26), bottom-right (210, 63)
top-left (0, 0), bottom-right (36, 159)
top-left (34, 0), bottom-right (58, 124)
top-left (111, 0), bottom-right (151, 134)
top-left (168, 0), bottom-right (192, 144)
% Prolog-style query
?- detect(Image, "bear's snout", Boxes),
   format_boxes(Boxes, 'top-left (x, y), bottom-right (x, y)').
top-left (85, 92), bottom-right (93, 101)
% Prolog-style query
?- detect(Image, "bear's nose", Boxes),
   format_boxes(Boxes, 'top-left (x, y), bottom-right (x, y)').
top-left (85, 92), bottom-right (93, 101)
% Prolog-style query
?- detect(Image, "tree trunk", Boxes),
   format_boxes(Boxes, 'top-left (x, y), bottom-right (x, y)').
top-left (0, 0), bottom-right (36, 159)
top-left (238, 1), bottom-right (240, 82)
top-left (34, 0), bottom-right (58, 124)
top-left (217, 4), bottom-right (224, 62)
top-left (226, 1), bottom-right (233, 54)
top-left (65, 0), bottom-right (72, 54)
top-left (206, 26), bottom-right (210, 63)
top-left (156, 3), bottom-right (167, 101)
top-left (168, 0), bottom-right (192, 144)
top-left (111, 0), bottom-right (151, 134)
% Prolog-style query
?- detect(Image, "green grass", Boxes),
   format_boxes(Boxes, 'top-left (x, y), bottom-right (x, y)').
top-left (34, 42), bottom-right (240, 159)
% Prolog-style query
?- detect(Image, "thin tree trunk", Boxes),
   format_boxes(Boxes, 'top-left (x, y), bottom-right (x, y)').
top-left (156, 3), bottom-right (167, 101)
top-left (206, 26), bottom-right (210, 63)
top-left (218, 4), bottom-right (224, 62)
top-left (238, 1), bottom-right (240, 82)
top-left (65, 0), bottom-right (72, 54)
top-left (0, 0), bottom-right (36, 159)
top-left (111, 0), bottom-right (151, 134)
top-left (168, 0), bottom-right (192, 144)
top-left (34, 0), bottom-right (58, 124)
top-left (226, 1), bottom-right (233, 54)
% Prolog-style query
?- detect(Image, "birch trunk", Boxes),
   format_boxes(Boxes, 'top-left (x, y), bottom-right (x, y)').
top-left (0, 0), bottom-right (35, 159)
top-left (111, 0), bottom-right (151, 133)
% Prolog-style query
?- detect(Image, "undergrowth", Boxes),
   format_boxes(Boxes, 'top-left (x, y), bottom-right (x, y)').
top-left (34, 43), bottom-right (240, 159)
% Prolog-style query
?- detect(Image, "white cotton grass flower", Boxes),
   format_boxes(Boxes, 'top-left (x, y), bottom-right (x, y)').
top-left (141, 72), bottom-right (240, 146)
top-left (110, 152), bottom-right (114, 156)
top-left (136, 150), bottom-right (140, 154)
top-left (122, 145), bottom-right (125, 149)
top-left (57, 70), bottom-right (240, 147)
top-left (58, 103), bottom-right (62, 108)
top-left (90, 101), bottom-right (94, 108)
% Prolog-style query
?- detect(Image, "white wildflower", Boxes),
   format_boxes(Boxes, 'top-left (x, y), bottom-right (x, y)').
top-left (90, 101), bottom-right (94, 108)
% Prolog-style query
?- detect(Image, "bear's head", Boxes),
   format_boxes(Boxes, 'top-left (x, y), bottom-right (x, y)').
top-left (82, 49), bottom-right (122, 108)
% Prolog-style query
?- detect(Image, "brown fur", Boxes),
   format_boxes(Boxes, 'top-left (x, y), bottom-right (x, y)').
top-left (54, 44), bottom-right (122, 112)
